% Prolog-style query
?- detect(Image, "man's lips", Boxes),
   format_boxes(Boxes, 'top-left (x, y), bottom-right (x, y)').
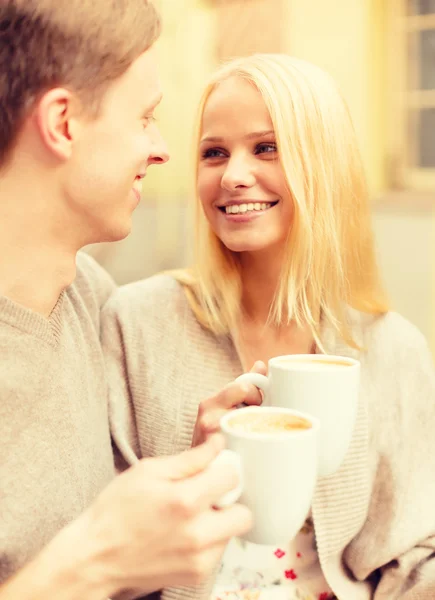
top-left (132, 188), bottom-right (141, 202)
top-left (131, 173), bottom-right (145, 203)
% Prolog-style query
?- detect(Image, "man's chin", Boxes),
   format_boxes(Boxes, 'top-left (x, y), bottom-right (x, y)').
top-left (104, 224), bottom-right (132, 243)
top-left (90, 218), bottom-right (133, 245)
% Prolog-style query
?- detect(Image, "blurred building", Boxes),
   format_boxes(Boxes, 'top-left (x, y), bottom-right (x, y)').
top-left (87, 0), bottom-right (435, 352)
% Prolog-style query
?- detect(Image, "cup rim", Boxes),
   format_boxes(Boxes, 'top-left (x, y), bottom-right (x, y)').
top-left (269, 353), bottom-right (360, 371)
top-left (220, 405), bottom-right (320, 440)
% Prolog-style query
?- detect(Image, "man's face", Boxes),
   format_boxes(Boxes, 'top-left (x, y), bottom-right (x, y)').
top-left (64, 45), bottom-right (169, 244)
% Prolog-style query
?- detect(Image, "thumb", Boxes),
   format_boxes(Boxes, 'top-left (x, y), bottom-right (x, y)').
top-left (249, 360), bottom-right (267, 376)
top-left (157, 434), bottom-right (225, 481)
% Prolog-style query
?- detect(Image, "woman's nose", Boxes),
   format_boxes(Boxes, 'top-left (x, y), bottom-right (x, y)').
top-left (221, 155), bottom-right (256, 191)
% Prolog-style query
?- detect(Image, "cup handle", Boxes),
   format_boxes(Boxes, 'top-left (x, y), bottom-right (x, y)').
top-left (211, 449), bottom-right (244, 509)
top-left (235, 372), bottom-right (270, 404)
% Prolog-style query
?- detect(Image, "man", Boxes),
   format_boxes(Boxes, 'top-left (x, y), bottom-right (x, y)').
top-left (0, 1), bottom-right (258, 598)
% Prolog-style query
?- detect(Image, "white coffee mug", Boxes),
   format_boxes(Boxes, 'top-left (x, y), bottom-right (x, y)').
top-left (236, 354), bottom-right (360, 477)
top-left (219, 405), bottom-right (319, 545)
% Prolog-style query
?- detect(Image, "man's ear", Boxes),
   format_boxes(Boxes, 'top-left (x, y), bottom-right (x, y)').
top-left (33, 88), bottom-right (82, 161)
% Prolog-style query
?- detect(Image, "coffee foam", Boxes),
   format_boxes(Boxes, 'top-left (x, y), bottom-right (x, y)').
top-left (227, 411), bottom-right (311, 434)
top-left (276, 358), bottom-right (351, 369)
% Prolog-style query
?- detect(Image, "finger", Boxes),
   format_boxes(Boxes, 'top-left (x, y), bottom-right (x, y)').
top-left (236, 362), bottom-right (267, 408)
top-left (193, 503), bottom-right (253, 548)
top-left (249, 360), bottom-right (267, 375)
top-left (209, 380), bottom-right (262, 411)
top-left (177, 452), bottom-right (242, 510)
top-left (144, 434), bottom-right (225, 481)
top-left (158, 542), bottom-right (229, 588)
top-left (198, 407), bottom-right (232, 436)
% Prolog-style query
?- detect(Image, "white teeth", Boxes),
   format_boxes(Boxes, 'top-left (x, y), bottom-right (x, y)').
top-left (225, 202), bottom-right (273, 215)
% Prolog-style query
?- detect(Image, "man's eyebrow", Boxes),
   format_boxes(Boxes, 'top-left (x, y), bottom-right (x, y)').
top-left (200, 129), bottom-right (275, 144)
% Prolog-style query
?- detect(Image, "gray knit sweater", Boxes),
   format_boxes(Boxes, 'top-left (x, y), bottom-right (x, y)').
top-left (0, 253), bottom-right (117, 584)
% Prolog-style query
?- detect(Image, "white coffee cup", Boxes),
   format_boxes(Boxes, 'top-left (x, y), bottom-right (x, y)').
top-left (236, 354), bottom-right (360, 477)
top-left (219, 405), bottom-right (319, 545)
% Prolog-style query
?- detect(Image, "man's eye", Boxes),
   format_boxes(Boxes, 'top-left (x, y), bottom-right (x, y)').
top-left (201, 148), bottom-right (226, 159)
top-left (255, 143), bottom-right (277, 154)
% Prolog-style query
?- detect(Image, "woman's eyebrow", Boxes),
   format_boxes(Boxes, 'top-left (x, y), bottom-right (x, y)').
top-left (200, 129), bottom-right (275, 144)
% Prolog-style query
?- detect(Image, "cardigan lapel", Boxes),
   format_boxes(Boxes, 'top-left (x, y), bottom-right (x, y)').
top-left (313, 309), bottom-right (371, 558)
top-left (174, 296), bottom-right (243, 455)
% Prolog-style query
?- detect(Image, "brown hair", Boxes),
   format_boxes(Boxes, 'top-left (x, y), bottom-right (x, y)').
top-left (0, 0), bottom-right (161, 166)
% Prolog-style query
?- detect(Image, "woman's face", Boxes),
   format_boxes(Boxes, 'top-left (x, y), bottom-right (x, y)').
top-left (197, 76), bottom-right (293, 255)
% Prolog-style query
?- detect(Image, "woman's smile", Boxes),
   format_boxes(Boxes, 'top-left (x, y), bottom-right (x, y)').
top-left (217, 200), bottom-right (280, 223)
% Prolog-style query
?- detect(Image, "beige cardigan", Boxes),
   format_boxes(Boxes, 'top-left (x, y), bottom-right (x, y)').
top-left (101, 274), bottom-right (435, 600)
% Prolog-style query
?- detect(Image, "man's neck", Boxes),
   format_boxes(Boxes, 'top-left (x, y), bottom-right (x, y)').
top-left (0, 160), bottom-right (82, 317)
top-left (0, 241), bottom-right (78, 317)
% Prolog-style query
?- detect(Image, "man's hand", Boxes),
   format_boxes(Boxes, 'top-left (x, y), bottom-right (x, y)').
top-left (82, 434), bottom-right (252, 596)
top-left (192, 362), bottom-right (267, 447)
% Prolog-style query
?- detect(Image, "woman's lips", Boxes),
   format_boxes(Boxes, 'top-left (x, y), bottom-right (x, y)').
top-left (218, 201), bottom-right (279, 222)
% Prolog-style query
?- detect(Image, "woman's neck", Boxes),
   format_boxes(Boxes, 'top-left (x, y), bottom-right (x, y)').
top-left (240, 249), bottom-right (283, 324)
top-left (235, 250), bottom-right (315, 369)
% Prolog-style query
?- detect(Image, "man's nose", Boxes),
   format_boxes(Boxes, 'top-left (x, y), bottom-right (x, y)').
top-left (148, 125), bottom-right (170, 165)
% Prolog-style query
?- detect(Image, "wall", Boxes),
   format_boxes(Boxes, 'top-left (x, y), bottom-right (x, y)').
top-left (284, 0), bottom-right (386, 194)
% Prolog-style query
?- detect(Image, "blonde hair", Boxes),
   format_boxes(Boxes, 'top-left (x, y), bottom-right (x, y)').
top-left (175, 54), bottom-right (388, 349)
top-left (0, 0), bottom-right (160, 166)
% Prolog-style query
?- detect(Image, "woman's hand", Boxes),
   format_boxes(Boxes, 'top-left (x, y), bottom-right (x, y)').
top-left (192, 361), bottom-right (267, 447)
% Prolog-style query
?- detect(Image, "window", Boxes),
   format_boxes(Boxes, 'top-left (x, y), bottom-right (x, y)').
top-left (389, 0), bottom-right (435, 190)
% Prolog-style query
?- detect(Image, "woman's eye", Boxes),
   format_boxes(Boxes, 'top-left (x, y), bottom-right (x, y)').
top-left (255, 143), bottom-right (277, 155)
top-left (201, 148), bottom-right (226, 159)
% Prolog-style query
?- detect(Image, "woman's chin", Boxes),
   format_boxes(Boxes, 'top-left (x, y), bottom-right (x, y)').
top-left (221, 239), bottom-right (269, 254)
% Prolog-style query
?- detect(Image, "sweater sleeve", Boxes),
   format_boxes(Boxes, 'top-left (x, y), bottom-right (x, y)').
top-left (351, 319), bottom-right (435, 599)
top-left (378, 537), bottom-right (435, 599)
top-left (100, 291), bottom-right (142, 469)
top-left (100, 274), bottom-right (186, 468)
top-left (76, 251), bottom-right (117, 308)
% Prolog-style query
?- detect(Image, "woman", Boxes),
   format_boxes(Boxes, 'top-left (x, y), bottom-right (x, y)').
top-left (102, 54), bottom-right (435, 600)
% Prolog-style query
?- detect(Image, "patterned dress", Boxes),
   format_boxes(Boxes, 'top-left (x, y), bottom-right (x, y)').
top-left (211, 517), bottom-right (336, 600)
